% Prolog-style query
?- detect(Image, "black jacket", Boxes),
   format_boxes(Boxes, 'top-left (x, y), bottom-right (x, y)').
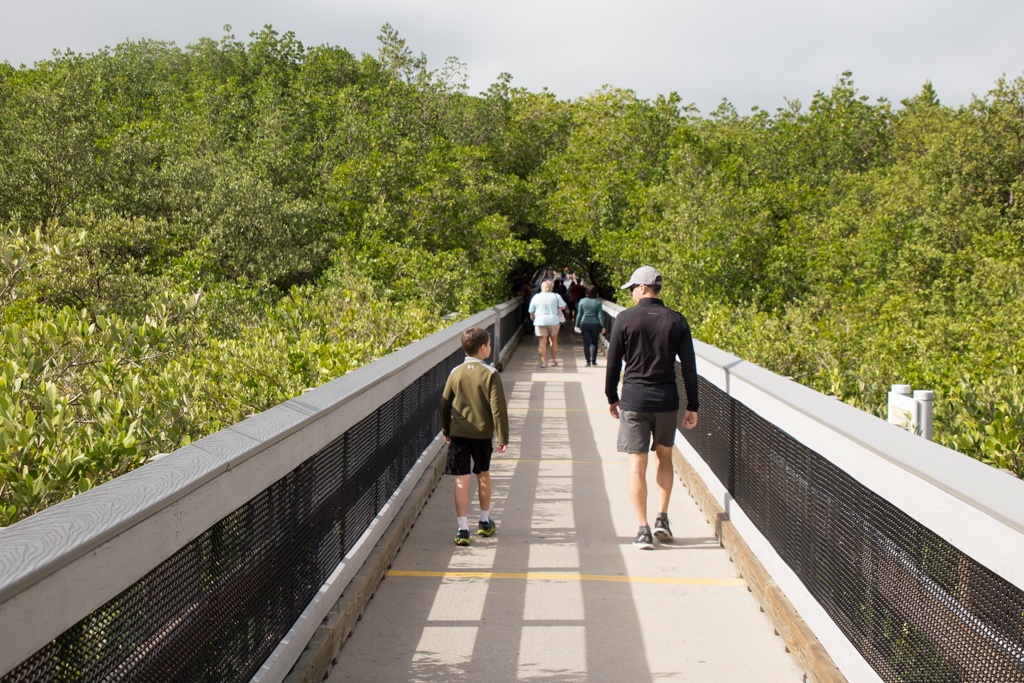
top-left (605, 298), bottom-right (699, 413)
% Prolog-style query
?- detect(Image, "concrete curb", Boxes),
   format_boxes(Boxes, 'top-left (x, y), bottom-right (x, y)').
top-left (495, 323), bottom-right (525, 372)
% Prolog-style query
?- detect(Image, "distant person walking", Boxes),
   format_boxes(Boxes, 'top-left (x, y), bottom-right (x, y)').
top-left (605, 266), bottom-right (699, 550)
top-left (568, 278), bottom-right (586, 323)
top-left (552, 278), bottom-right (569, 321)
top-left (513, 279), bottom-right (534, 333)
top-left (576, 285), bottom-right (605, 367)
top-left (528, 280), bottom-right (567, 367)
top-left (440, 327), bottom-right (509, 546)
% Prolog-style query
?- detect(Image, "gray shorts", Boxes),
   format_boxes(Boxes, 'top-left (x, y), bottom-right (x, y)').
top-left (534, 324), bottom-right (559, 337)
top-left (617, 410), bottom-right (678, 453)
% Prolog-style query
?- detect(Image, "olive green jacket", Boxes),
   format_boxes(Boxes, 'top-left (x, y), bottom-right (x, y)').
top-left (440, 357), bottom-right (509, 445)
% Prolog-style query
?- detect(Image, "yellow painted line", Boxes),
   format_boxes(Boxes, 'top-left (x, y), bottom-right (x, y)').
top-left (509, 377), bottom-right (605, 384)
top-left (491, 458), bottom-right (612, 464)
top-left (387, 570), bottom-right (744, 587)
top-left (507, 407), bottom-right (607, 413)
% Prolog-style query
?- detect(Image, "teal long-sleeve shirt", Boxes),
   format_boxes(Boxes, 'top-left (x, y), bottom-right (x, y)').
top-left (440, 357), bottom-right (509, 445)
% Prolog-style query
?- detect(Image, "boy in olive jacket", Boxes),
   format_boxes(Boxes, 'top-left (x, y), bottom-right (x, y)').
top-left (440, 327), bottom-right (509, 546)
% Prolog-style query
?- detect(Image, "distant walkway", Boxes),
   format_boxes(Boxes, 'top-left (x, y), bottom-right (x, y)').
top-left (328, 328), bottom-right (803, 682)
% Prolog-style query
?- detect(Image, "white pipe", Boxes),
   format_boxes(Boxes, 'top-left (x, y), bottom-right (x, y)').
top-left (888, 384), bottom-right (915, 430)
top-left (914, 389), bottom-right (934, 441)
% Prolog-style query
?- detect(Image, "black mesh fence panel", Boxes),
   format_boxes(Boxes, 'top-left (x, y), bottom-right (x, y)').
top-left (499, 305), bottom-right (522, 355)
top-left (3, 346), bottom-right (464, 683)
top-left (680, 378), bottom-right (1024, 682)
top-left (675, 374), bottom-right (735, 491)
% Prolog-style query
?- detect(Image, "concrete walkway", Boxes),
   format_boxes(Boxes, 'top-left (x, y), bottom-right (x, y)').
top-left (328, 328), bottom-right (803, 682)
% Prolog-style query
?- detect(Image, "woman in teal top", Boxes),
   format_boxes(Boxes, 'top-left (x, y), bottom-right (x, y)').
top-left (576, 285), bottom-right (605, 366)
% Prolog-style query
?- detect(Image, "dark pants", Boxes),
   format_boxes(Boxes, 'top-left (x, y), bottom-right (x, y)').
top-left (581, 323), bottom-right (602, 364)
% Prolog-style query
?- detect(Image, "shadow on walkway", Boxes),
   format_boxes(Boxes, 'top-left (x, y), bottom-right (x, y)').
top-left (327, 328), bottom-right (803, 682)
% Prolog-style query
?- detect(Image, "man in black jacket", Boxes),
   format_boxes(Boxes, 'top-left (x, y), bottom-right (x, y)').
top-left (605, 266), bottom-right (699, 549)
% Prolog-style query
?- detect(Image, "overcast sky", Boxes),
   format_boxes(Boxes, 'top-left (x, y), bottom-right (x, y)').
top-left (3, 1), bottom-right (1023, 114)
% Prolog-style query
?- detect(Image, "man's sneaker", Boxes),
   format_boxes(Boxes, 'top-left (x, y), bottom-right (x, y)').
top-left (455, 529), bottom-right (470, 546)
top-left (633, 525), bottom-right (654, 550)
top-left (653, 516), bottom-right (674, 542)
top-left (477, 519), bottom-right (496, 536)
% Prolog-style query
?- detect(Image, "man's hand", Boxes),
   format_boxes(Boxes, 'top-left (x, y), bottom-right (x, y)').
top-left (444, 435), bottom-right (451, 444)
top-left (681, 411), bottom-right (699, 430)
top-left (609, 402), bottom-right (620, 419)
top-left (497, 444), bottom-right (507, 453)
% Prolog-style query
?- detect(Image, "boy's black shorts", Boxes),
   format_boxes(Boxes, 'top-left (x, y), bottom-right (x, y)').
top-left (445, 436), bottom-right (493, 476)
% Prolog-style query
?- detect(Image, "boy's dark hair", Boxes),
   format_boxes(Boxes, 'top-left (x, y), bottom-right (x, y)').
top-left (586, 284), bottom-right (598, 297)
top-left (461, 327), bottom-right (491, 356)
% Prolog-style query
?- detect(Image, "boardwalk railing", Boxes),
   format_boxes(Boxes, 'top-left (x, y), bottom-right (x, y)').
top-left (0, 298), bottom-right (526, 683)
top-left (4, 294), bottom-right (1023, 682)
top-left (601, 301), bottom-right (1024, 683)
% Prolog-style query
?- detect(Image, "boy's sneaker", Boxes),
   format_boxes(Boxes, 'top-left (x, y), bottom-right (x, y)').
top-left (477, 519), bottom-right (496, 536)
top-left (653, 516), bottom-right (673, 542)
top-left (633, 525), bottom-right (654, 550)
top-left (454, 529), bottom-right (470, 546)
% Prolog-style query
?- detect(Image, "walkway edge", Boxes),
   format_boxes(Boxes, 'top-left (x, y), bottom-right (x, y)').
top-left (283, 443), bottom-right (447, 683)
top-left (672, 446), bottom-right (847, 683)
top-left (495, 322), bottom-right (525, 372)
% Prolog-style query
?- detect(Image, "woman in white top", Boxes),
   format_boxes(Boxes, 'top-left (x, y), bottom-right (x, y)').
top-left (527, 279), bottom-right (567, 367)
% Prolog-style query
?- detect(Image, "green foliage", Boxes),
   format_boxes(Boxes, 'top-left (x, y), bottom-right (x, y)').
top-left (195, 267), bottom-right (446, 430)
top-left (0, 27), bottom-right (548, 524)
top-left (2, 225), bottom-right (86, 316)
top-left (21, 215), bottom-right (182, 318)
top-left (539, 72), bottom-right (1024, 480)
top-left (0, 297), bottom-right (205, 525)
top-left (944, 367), bottom-right (1024, 476)
top-left (539, 88), bottom-right (681, 271)
top-left (709, 79), bottom-right (1024, 479)
top-left (2, 25), bottom-right (1024, 526)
